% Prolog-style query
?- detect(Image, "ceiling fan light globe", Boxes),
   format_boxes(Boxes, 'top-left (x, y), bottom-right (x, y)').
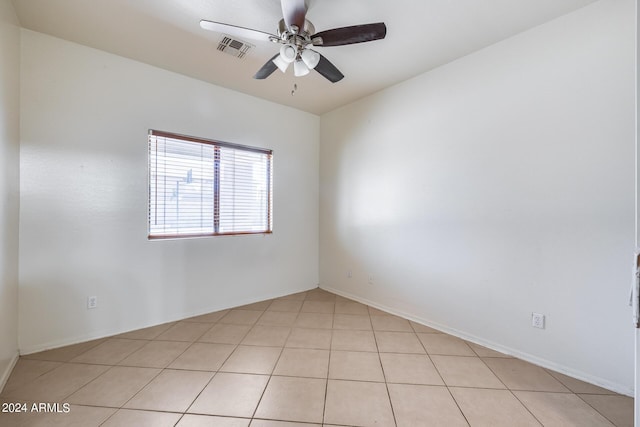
top-left (294, 59), bottom-right (310, 77)
top-left (272, 55), bottom-right (290, 73)
top-left (279, 44), bottom-right (297, 63)
top-left (300, 49), bottom-right (320, 69)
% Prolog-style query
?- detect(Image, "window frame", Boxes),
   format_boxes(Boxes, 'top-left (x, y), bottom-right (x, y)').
top-left (147, 129), bottom-right (273, 240)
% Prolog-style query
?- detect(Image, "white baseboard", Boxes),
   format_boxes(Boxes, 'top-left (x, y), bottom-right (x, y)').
top-left (20, 285), bottom-right (319, 356)
top-left (0, 351), bottom-right (19, 394)
top-left (321, 285), bottom-right (634, 397)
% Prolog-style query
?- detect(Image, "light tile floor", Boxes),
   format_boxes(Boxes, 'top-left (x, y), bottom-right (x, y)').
top-left (0, 288), bottom-right (633, 426)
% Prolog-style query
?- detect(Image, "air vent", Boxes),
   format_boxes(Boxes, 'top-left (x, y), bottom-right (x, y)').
top-left (217, 35), bottom-right (253, 59)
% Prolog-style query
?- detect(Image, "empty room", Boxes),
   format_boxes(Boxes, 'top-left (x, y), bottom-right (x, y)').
top-left (0, 0), bottom-right (637, 426)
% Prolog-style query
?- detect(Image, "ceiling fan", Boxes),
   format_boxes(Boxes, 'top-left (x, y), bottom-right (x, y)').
top-left (200, 0), bottom-right (387, 83)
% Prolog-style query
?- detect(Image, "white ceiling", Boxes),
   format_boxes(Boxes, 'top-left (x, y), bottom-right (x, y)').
top-left (12, 0), bottom-right (599, 115)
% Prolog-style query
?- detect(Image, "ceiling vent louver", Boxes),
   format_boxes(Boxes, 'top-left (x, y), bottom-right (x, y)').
top-left (217, 35), bottom-right (253, 59)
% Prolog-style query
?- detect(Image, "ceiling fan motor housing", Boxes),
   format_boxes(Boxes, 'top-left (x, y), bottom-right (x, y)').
top-left (278, 18), bottom-right (315, 40)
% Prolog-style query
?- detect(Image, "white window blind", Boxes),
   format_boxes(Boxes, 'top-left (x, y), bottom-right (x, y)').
top-left (148, 130), bottom-right (272, 239)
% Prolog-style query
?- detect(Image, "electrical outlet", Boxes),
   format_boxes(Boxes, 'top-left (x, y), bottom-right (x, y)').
top-left (87, 296), bottom-right (98, 309)
top-left (368, 275), bottom-right (374, 285)
top-left (347, 269), bottom-right (352, 278)
top-left (532, 312), bottom-right (545, 329)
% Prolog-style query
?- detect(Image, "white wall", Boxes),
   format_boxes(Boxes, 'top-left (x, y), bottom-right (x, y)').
top-left (320, 0), bottom-right (635, 394)
top-left (0, 0), bottom-right (20, 390)
top-left (19, 30), bottom-right (319, 353)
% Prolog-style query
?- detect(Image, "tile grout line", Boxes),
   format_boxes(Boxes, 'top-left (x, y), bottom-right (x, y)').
top-left (415, 324), bottom-right (472, 426)
top-left (249, 300), bottom-right (296, 423)
top-left (477, 354), bottom-right (545, 426)
top-left (369, 309), bottom-right (399, 427)
top-left (182, 308), bottom-right (267, 420)
top-left (122, 314), bottom-right (245, 421)
top-left (321, 295), bottom-right (335, 426)
top-left (185, 308), bottom-right (268, 420)
top-left (96, 364), bottom-right (167, 425)
top-left (0, 359), bottom-right (62, 396)
top-left (572, 393), bottom-right (620, 427)
top-left (141, 320), bottom-right (230, 416)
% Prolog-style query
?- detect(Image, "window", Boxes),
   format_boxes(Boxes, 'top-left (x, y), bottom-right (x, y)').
top-left (148, 130), bottom-right (272, 239)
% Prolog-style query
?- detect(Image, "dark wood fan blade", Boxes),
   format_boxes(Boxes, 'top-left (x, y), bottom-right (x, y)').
top-left (312, 23), bottom-right (387, 47)
top-left (254, 55), bottom-right (280, 80)
top-left (314, 54), bottom-right (344, 83)
top-left (281, 0), bottom-right (307, 30)
top-left (200, 20), bottom-right (276, 43)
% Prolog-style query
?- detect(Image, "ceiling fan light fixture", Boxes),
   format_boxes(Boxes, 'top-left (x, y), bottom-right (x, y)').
top-left (294, 59), bottom-right (310, 77)
top-left (272, 55), bottom-right (290, 73)
top-left (279, 44), bottom-right (297, 63)
top-left (300, 48), bottom-right (320, 69)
